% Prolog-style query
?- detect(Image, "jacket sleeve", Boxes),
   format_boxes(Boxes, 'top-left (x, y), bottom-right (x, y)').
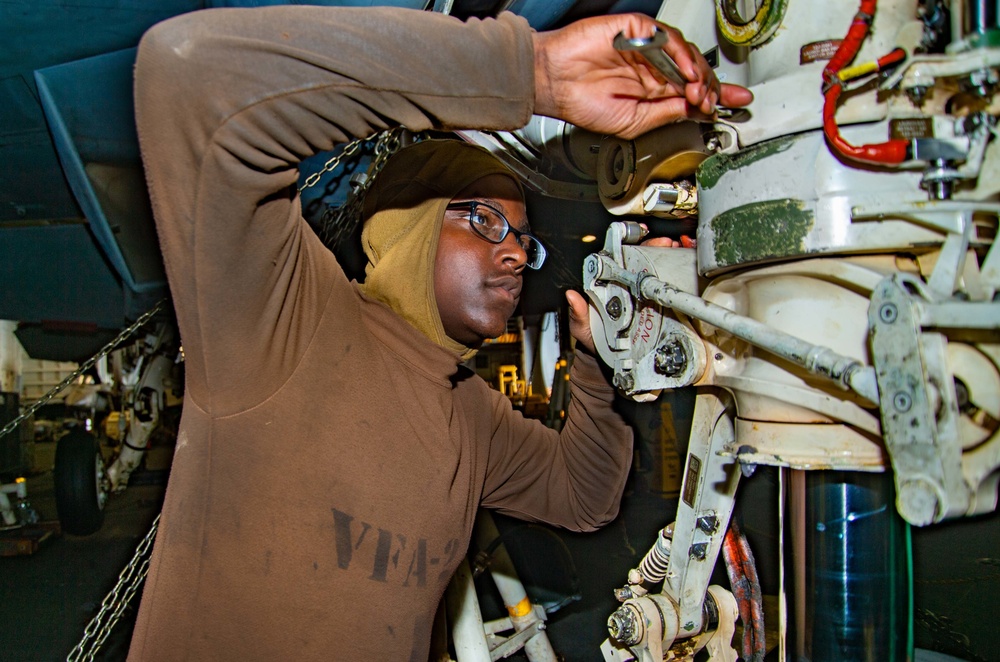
top-left (480, 350), bottom-right (634, 532)
top-left (134, 7), bottom-right (535, 415)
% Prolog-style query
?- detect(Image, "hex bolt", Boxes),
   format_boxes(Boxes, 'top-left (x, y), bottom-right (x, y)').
top-left (613, 372), bottom-right (635, 392)
top-left (737, 445), bottom-right (758, 478)
top-left (349, 172), bottom-right (369, 190)
top-left (606, 296), bottom-right (623, 321)
top-left (696, 515), bottom-right (719, 534)
top-left (907, 85), bottom-right (930, 106)
top-left (879, 303), bottom-right (898, 324)
top-left (964, 69), bottom-right (996, 98)
top-left (893, 391), bottom-right (913, 413)
top-left (689, 542), bottom-right (708, 561)
top-left (614, 586), bottom-right (636, 602)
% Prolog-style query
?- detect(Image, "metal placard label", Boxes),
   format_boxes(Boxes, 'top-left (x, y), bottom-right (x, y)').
top-left (890, 117), bottom-right (934, 140)
top-left (800, 40), bottom-right (842, 64)
top-left (682, 453), bottom-right (702, 508)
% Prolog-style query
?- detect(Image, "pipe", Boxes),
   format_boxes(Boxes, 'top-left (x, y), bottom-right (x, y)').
top-left (803, 471), bottom-right (911, 661)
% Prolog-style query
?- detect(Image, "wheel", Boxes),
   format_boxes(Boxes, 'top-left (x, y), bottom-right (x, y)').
top-left (54, 428), bottom-right (108, 535)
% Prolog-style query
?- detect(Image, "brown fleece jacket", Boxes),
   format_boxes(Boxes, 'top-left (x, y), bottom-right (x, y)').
top-left (130, 7), bottom-right (633, 660)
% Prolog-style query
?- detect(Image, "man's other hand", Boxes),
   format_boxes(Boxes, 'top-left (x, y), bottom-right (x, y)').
top-left (566, 232), bottom-right (694, 356)
top-left (566, 289), bottom-right (596, 355)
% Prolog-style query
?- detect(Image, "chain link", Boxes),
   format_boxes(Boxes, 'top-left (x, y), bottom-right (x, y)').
top-left (297, 128), bottom-right (412, 251)
top-left (316, 127), bottom-right (411, 250)
top-left (297, 133), bottom-right (369, 192)
top-left (0, 300), bottom-right (168, 443)
top-left (67, 513), bottom-right (161, 662)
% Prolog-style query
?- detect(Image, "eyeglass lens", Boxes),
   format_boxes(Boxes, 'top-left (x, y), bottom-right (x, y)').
top-left (448, 202), bottom-right (546, 269)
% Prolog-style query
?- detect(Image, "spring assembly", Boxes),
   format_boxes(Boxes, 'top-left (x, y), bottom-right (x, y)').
top-left (636, 526), bottom-right (673, 584)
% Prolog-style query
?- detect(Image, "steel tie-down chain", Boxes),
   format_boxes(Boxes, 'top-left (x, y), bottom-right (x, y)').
top-left (0, 300), bottom-right (168, 443)
top-left (0, 300), bottom-right (167, 660)
top-left (317, 127), bottom-right (408, 249)
top-left (67, 513), bottom-right (161, 662)
top-left (297, 133), bottom-right (368, 192)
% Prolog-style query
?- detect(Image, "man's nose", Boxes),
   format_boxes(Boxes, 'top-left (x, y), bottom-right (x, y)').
top-left (498, 233), bottom-right (527, 269)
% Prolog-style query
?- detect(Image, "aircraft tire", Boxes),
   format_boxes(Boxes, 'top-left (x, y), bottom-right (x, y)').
top-left (54, 428), bottom-right (107, 536)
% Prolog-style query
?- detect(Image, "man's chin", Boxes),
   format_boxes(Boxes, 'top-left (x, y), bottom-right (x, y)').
top-left (475, 322), bottom-right (512, 347)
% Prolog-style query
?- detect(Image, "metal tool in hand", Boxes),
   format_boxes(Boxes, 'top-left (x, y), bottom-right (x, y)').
top-left (614, 27), bottom-right (745, 121)
top-left (613, 26), bottom-right (686, 88)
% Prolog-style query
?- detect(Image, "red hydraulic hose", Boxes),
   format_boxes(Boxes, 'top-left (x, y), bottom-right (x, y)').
top-left (821, 0), bottom-right (910, 165)
top-left (823, 0), bottom-right (879, 81)
top-left (723, 520), bottom-right (766, 662)
top-left (876, 48), bottom-right (908, 70)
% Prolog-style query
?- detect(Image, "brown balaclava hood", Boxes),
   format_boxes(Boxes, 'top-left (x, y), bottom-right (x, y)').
top-left (357, 139), bottom-right (523, 359)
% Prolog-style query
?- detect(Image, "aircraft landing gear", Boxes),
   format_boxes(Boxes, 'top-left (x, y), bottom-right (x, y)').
top-left (54, 428), bottom-right (108, 536)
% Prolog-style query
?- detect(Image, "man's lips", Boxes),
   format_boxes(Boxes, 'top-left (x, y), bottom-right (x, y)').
top-left (487, 275), bottom-right (522, 303)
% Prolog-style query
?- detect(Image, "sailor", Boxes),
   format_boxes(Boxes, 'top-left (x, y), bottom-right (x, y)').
top-left (130, 6), bottom-right (752, 659)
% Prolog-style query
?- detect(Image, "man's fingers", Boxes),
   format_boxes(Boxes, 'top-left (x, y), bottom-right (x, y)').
top-left (566, 289), bottom-right (588, 319)
top-left (637, 236), bottom-right (696, 248)
top-left (721, 83), bottom-right (754, 108)
top-left (641, 236), bottom-right (680, 248)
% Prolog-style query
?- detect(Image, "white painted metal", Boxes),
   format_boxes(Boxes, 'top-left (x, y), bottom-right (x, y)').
top-left (586, 234), bottom-right (883, 407)
top-left (585, 0), bottom-right (1000, 655)
top-left (446, 558), bottom-right (494, 661)
top-left (445, 512), bottom-right (558, 662)
top-left (600, 391), bottom-right (741, 661)
top-left (697, 126), bottom-right (945, 275)
top-left (103, 322), bottom-right (176, 492)
top-left (0, 480), bottom-right (27, 527)
top-left (461, 0), bottom-right (1000, 658)
top-left (658, 0), bottom-right (920, 148)
top-left (104, 352), bottom-right (172, 492)
top-left (0, 320), bottom-right (22, 394)
top-left (473, 511), bottom-right (557, 662)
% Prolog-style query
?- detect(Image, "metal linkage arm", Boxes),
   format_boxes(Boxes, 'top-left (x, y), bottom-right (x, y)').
top-left (601, 392), bottom-right (741, 662)
top-left (584, 252), bottom-right (880, 404)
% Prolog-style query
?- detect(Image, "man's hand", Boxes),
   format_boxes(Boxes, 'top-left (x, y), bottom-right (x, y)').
top-left (533, 13), bottom-right (753, 140)
top-left (566, 289), bottom-right (597, 355)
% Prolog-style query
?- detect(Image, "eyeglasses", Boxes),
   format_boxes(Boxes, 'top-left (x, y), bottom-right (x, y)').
top-left (446, 201), bottom-right (547, 270)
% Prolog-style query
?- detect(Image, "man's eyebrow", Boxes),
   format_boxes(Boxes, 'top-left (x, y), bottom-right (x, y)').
top-left (480, 197), bottom-right (532, 232)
